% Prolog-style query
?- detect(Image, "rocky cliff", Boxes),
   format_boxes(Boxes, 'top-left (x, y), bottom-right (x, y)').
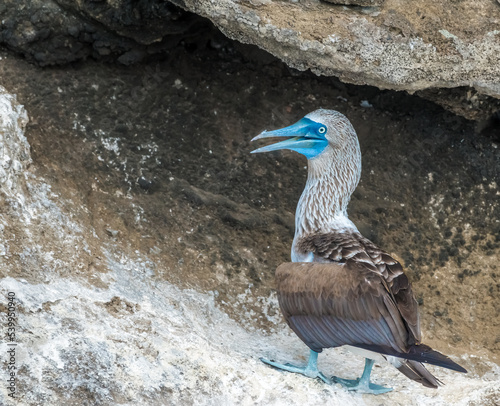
top-left (0, 3), bottom-right (499, 405)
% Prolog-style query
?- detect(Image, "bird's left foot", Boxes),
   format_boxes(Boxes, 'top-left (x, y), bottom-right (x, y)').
top-left (260, 350), bottom-right (332, 384)
top-left (332, 376), bottom-right (393, 394)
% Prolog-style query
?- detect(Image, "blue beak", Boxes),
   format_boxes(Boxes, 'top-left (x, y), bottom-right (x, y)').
top-left (251, 118), bottom-right (328, 160)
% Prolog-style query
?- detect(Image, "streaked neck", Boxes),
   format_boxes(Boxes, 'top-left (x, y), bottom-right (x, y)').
top-left (294, 145), bottom-right (361, 239)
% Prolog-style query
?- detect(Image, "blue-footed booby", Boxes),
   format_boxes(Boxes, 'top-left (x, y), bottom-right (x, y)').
top-left (251, 109), bottom-right (466, 394)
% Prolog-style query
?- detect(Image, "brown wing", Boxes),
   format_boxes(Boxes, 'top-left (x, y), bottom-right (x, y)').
top-left (296, 231), bottom-right (421, 344)
top-left (276, 262), bottom-right (467, 372)
top-left (276, 262), bottom-right (411, 354)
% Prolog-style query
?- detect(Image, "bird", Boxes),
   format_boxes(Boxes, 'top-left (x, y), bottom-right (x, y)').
top-left (251, 109), bottom-right (466, 394)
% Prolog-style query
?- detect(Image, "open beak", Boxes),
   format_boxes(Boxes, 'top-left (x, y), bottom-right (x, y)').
top-left (250, 118), bottom-right (327, 159)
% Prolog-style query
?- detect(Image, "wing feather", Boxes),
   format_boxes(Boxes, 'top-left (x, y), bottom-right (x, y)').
top-left (296, 231), bottom-right (421, 344)
top-left (276, 262), bottom-right (410, 355)
top-left (280, 231), bottom-right (467, 378)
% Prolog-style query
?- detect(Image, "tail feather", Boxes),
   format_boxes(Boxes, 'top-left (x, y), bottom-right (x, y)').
top-left (388, 357), bottom-right (442, 388)
top-left (405, 344), bottom-right (467, 373)
top-left (355, 343), bottom-right (467, 373)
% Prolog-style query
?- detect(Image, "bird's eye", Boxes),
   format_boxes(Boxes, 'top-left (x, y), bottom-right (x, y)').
top-left (318, 126), bottom-right (326, 134)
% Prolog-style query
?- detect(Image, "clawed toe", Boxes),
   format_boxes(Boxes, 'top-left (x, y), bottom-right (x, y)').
top-left (260, 350), bottom-right (332, 384)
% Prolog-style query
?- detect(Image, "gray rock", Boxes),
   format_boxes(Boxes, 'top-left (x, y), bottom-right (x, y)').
top-left (170, 0), bottom-right (500, 119)
top-left (0, 87), bottom-right (31, 194)
top-left (0, 0), bottom-right (194, 65)
top-left (323, 0), bottom-right (384, 5)
top-left (54, 0), bottom-right (188, 45)
top-left (1, 0), bottom-right (499, 118)
top-left (0, 47), bottom-right (498, 404)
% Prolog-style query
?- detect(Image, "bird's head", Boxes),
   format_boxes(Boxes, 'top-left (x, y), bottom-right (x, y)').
top-left (251, 109), bottom-right (358, 161)
top-left (252, 109), bottom-right (362, 230)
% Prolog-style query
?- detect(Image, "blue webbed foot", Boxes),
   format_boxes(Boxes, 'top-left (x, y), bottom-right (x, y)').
top-left (333, 359), bottom-right (392, 394)
top-left (260, 350), bottom-right (332, 384)
top-left (332, 377), bottom-right (392, 394)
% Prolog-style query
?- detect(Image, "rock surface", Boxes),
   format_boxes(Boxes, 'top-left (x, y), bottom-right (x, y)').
top-left (1, 0), bottom-right (500, 118)
top-left (0, 30), bottom-right (499, 405)
top-left (0, 0), bottom-right (198, 65)
top-left (0, 87), bottom-right (31, 194)
top-left (169, 0), bottom-right (500, 119)
top-left (323, 0), bottom-right (385, 5)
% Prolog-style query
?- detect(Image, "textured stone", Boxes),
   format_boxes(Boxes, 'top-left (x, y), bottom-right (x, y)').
top-left (0, 87), bottom-right (31, 194)
top-left (323, 0), bottom-right (384, 5)
top-left (1, 0), bottom-right (499, 118)
top-left (0, 0), bottom-right (195, 65)
top-left (0, 40), bottom-right (499, 404)
top-left (54, 0), bottom-right (189, 45)
top-left (170, 0), bottom-right (500, 118)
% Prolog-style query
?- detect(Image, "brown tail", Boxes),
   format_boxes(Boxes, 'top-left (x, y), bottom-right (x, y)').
top-left (357, 342), bottom-right (467, 388)
top-left (390, 358), bottom-right (442, 388)
top-left (356, 343), bottom-right (467, 373)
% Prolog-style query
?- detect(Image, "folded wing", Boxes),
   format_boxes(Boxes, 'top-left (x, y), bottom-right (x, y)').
top-left (276, 261), bottom-right (466, 374)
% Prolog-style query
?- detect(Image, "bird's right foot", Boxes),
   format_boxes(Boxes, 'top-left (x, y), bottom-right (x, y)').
top-left (332, 358), bottom-right (393, 394)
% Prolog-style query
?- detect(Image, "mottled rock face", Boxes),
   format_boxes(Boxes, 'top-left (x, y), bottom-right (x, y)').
top-left (0, 88), bottom-right (31, 193)
top-left (0, 0), bottom-right (197, 65)
top-left (170, 0), bottom-right (500, 119)
top-left (1, 0), bottom-right (499, 119)
top-left (0, 24), bottom-right (499, 405)
top-left (323, 0), bottom-right (384, 5)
